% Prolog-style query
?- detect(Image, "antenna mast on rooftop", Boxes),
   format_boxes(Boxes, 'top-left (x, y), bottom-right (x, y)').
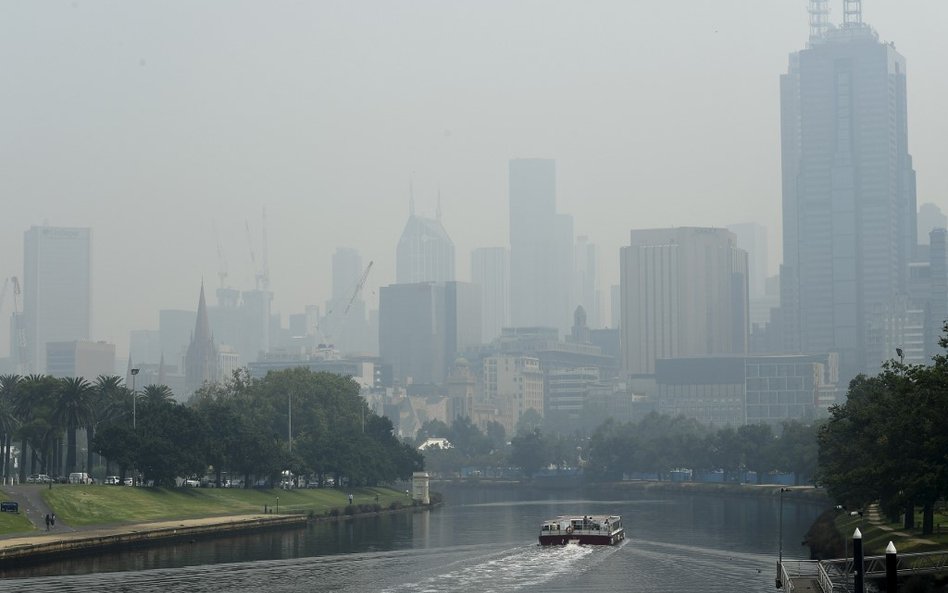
top-left (842, 0), bottom-right (863, 28)
top-left (808, 0), bottom-right (830, 41)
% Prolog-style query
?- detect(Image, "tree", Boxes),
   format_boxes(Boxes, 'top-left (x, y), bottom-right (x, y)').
top-left (738, 423), bottom-right (774, 484)
top-left (52, 377), bottom-right (95, 474)
top-left (510, 428), bottom-right (549, 479)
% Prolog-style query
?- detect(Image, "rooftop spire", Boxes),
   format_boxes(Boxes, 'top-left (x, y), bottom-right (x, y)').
top-left (808, 0), bottom-right (830, 41)
top-left (194, 280), bottom-right (212, 343)
top-left (842, 0), bottom-right (863, 28)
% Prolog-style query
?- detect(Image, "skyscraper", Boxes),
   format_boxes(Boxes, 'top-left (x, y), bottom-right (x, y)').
top-left (22, 226), bottom-right (92, 373)
top-left (323, 247), bottom-right (370, 353)
top-left (574, 235), bottom-right (600, 329)
top-left (471, 247), bottom-right (509, 344)
top-left (395, 202), bottom-right (455, 284)
top-left (620, 227), bottom-right (749, 375)
top-left (508, 158), bottom-right (573, 333)
top-left (780, 5), bottom-right (916, 380)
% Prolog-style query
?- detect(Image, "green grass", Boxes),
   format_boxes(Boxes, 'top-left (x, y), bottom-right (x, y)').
top-left (834, 510), bottom-right (948, 555)
top-left (40, 485), bottom-right (412, 528)
top-left (0, 501), bottom-right (35, 536)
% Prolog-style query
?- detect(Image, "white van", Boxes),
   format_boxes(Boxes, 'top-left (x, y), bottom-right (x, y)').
top-left (68, 472), bottom-right (90, 484)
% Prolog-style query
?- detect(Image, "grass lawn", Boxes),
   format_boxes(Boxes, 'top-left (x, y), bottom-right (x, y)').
top-left (0, 508), bottom-right (35, 535)
top-left (835, 509), bottom-right (948, 555)
top-left (41, 485), bottom-right (413, 528)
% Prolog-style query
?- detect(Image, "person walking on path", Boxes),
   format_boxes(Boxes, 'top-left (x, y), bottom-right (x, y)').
top-left (348, 493), bottom-right (353, 505)
top-left (51, 513), bottom-right (56, 528)
top-left (44, 514), bottom-right (50, 531)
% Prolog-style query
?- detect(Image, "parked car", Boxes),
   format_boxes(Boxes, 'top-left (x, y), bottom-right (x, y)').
top-left (123, 477), bottom-right (134, 486)
top-left (183, 479), bottom-right (200, 488)
top-left (27, 474), bottom-right (52, 484)
top-left (104, 475), bottom-right (120, 485)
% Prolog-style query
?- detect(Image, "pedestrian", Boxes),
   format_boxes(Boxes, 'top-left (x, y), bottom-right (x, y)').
top-left (51, 513), bottom-right (55, 527)
top-left (44, 514), bottom-right (50, 531)
top-left (348, 493), bottom-right (353, 505)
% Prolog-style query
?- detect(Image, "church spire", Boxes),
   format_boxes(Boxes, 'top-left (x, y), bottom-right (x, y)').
top-left (194, 280), bottom-right (212, 343)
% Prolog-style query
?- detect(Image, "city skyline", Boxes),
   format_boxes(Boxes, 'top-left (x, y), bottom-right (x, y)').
top-left (2, 2), bottom-right (947, 359)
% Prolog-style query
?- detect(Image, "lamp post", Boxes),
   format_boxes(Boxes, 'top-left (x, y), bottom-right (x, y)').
top-left (130, 368), bottom-right (140, 429)
top-left (776, 487), bottom-right (790, 588)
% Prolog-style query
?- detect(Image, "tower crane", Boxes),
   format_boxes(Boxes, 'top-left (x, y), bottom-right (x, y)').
top-left (11, 276), bottom-right (28, 372)
top-left (344, 261), bottom-right (373, 315)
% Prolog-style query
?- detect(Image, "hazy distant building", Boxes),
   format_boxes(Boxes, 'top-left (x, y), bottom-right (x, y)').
top-left (378, 281), bottom-right (480, 386)
top-left (655, 353), bottom-right (838, 426)
top-left (184, 283), bottom-right (220, 396)
top-left (917, 203), bottom-right (947, 247)
top-left (484, 355), bottom-right (543, 435)
top-left (321, 247), bottom-right (370, 353)
top-left (620, 227), bottom-right (749, 375)
top-left (46, 340), bottom-right (115, 380)
top-left (129, 329), bottom-right (161, 366)
top-left (22, 226), bottom-right (92, 373)
top-left (609, 284), bottom-right (620, 329)
top-left (727, 223), bottom-right (768, 299)
top-left (779, 12), bottom-right (916, 381)
top-left (396, 202), bottom-right (455, 284)
top-left (471, 247), bottom-right (510, 344)
top-left (574, 235), bottom-right (600, 329)
top-left (508, 158), bottom-right (573, 334)
top-left (159, 309), bottom-right (196, 371)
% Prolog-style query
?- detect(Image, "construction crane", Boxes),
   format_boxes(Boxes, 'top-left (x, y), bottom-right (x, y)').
top-left (344, 261), bottom-right (373, 315)
top-left (244, 209), bottom-right (271, 292)
top-left (212, 220), bottom-right (229, 290)
top-left (11, 276), bottom-right (28, 372)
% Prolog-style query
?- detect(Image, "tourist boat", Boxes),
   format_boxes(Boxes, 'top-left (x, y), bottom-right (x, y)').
top-left (538, 515), bottom-right (625, 546)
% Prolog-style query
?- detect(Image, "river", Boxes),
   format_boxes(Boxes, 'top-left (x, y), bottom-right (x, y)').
top-left (0, 483), bottom-right (825, 592)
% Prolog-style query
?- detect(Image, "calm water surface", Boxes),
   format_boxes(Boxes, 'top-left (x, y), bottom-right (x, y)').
top-left (1, 484), bottom-right (825, 592)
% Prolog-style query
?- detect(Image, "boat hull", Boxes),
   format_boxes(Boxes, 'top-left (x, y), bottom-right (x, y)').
top-left (538, 530), bottom-right (624, 546)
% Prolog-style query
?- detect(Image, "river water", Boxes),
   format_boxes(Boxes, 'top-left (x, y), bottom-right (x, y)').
top-left (1, 484), bottom-right (825, 592)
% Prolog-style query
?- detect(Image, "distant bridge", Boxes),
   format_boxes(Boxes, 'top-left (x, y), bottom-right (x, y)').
top-left (781, 550), bottom-right (948, 592)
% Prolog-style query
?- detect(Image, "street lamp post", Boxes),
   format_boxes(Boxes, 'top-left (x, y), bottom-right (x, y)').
top-left (777, 487), bottom-right (790, 588)
top-left (130, 368), bottom-right (140, 429)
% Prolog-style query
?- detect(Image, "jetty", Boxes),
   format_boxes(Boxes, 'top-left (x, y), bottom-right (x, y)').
top-left (780, 550), bottom-right (948, 592)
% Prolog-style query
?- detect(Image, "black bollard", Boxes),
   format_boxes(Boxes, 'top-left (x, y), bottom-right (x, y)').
top-left (853, 528), bottom-right (864, 593)
top-left (885, 541), bottom-right (897, 592)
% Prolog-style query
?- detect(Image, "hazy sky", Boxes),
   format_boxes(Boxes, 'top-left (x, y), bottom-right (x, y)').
top-left (2, 1), bottom-right (947, 358)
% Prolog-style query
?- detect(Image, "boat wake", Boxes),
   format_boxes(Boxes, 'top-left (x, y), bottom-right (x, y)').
top-left (380, 543), bottom-right (596, 593)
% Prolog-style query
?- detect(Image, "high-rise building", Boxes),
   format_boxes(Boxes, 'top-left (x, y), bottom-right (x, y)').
top-left (917, 203), bottom-right (947, 247)
top-left (483, 355), bottom-right (543, 435)
top-left (322, 247), bottom-right (370, 353)
top-left (726, 223), bottom-right (768, 299)
top-left (22, 226), bottom-right (92, 373)
top-left (620, 227), bottom-right (749, 375)
top-left (508, 159), bottom-right (573, 333)
top-left (471, 247), bottom-right (509, 344)
top-left (574, 236), bottom-right (600, 329)
top-left (378, 281), bottom-right (480, 386)
top-left (46, 340), bottom-right (116, 380)
top-left (395, 202), bottom-right (455, 284)
top-left (780, 9), bottom-right (916, 381)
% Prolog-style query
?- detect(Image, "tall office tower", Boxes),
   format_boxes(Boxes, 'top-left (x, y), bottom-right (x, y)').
top-left (395, 202), bottom-right (455, 284)
top-left (508, 159), bottom-right (573, 334)
top-left (22, 226), bottom-right (92, 373)
top-left (471, 247), bottom-right (510, 344)
top-left (378, 281), bottom-right (480, 386)
top-left (322, 247), bottom-right (370, 353)
top-left (574, 236), bottom-right (599, 329)
top-left (620, 228), bottom-right (749, 375)
top-left (609, 284), bottom-right (620, 329)
top-left (780, 5), bottom-right (916, 381)
top-left (726, 223), bottom-right (769, 299)
top-left (184, 283), bottom-right (219, 396)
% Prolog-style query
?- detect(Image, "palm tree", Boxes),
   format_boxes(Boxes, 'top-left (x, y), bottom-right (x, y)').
top-left (0, 375), bottom-right (22, 483)
top-left (52, 377), bottom-right (95, 475)
top-left (91, 375), bottom-right (125, 474)
top-left (142, 384), bottom-right (175, 406)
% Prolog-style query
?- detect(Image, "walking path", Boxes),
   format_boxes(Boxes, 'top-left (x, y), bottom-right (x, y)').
top-left (1, 484), bottom-right (74, 536)
top-left (866, 503), bottom-right (937, 547)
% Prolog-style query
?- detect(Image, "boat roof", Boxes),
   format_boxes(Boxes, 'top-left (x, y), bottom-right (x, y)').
top-left (542, 515), bottom-right (620, 523)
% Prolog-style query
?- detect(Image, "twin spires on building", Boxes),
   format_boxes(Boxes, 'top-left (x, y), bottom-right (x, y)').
top-left (808, 0), bottom-right (866, 41)
top-left (396, 189), bottom-right (455, 284)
